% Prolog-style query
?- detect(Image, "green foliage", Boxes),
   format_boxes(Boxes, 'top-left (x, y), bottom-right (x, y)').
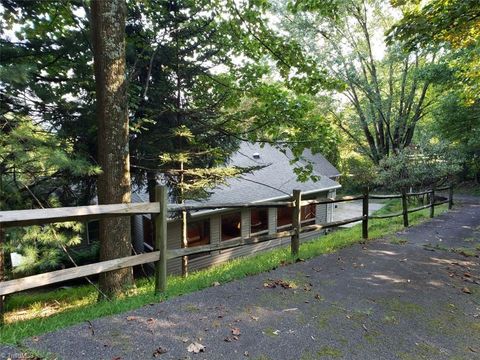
top-left (224, 83), bottom-right (340, 181)
top-left (0, 114), bottom-right (99, 276)
top-left (375, 140), bottom-right (462, 190)
top-left (431, 92), bottom-right (480, 181)
top-left (339, 154), bottom-right (376, 193)
top-left (281, 0), bottom-right (438, 165)
top-left (389, 0), bottom-right (480, 116)
top-left (388, 0), bottom-right (480, 50)
top-left (6, 222), bottom-right (85, 276)
top-left (123, 0), bottom-right (341, 198)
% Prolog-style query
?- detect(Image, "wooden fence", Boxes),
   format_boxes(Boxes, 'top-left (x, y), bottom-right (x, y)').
top-left (0, 184), bottom-right (453, 313)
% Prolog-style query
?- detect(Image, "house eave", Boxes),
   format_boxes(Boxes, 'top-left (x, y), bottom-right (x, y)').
top-left (186, 183), bottom-right (342, 219)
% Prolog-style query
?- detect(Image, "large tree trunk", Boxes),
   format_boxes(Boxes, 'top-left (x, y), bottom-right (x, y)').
top-left (91, 0), bottom-right (133, 298)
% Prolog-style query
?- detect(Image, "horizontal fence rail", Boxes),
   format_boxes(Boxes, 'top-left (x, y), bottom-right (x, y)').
top-left (369, 211), bottom-right (404, 219)
top-left (301, 216), bottom-right (365, 232)
top-left (300, 195), bottom-right (364, 206)
top-left (0, 252), bottom-right (161, 297)
top-left (0, 184), bottom-right (454, 320)
top-left (0, 203), bottom-right (162, 228)
top-left (368, 194), bottom-right (403, 199)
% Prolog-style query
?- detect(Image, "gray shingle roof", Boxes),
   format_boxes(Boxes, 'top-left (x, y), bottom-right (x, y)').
top-left (187, 142), bottom-right (341, 206)
top-left (288, 149), bottom-right (341, 179)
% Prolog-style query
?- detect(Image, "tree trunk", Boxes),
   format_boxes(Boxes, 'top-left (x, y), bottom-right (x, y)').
top-left (91, 0), bottom-right (133, 298)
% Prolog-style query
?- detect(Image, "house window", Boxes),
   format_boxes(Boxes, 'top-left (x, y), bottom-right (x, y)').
top-left (221, 212), bottom-right (241, 241)
top-left (277, 207), bottom-right (293, 230)
top-left (301, 204), bottom-right (316, 225)
top-left (187, 219), bottom-right (210, 259)
top-left (277, 204), bottom-right (317, 230)
top-left (251, 208), bottom-right (268, 234)
top-left (187, 220), bottom-right (210, 247)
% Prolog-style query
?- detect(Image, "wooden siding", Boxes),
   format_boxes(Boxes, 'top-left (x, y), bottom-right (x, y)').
top-left (326, 189), bottom-right (336, 222)
top-left (241, 209), bottom-right (250, 238)
top-left (268, 207), bottom-right (277, 234)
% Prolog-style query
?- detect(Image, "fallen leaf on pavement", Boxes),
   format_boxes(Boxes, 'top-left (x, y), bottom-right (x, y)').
top-left (187, 342), bottom-right (205, 353)
top-left (462, 287), bottom-right (472, 294)
top-left (212, 281), bottom-right (221, 287)
top-left (126, 316), bottom-right (137, 321)
top-left (153, 347), bottom-right (168, 357)
top-left (231, 327), bottom-right (241, 336)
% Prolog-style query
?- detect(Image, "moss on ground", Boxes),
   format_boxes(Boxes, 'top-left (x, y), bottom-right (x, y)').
top-left (262, 327), bottom-right (279, 337)
top-left (317, 345), bottom-right (342, 358)
top-left (379, 298), bottom-right (425, 317)
top-left (397, 342), bottom-right (442, 360)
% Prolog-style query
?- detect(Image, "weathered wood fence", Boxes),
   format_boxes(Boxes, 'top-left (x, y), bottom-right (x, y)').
top-left (0, 184), bottom-right (453, 315)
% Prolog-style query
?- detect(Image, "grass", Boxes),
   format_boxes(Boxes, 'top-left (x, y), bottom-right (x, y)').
top-left (0, 203), bottom-right (448, 345)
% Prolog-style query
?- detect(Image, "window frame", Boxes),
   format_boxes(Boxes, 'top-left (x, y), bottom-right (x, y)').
top-left (221, 211), bottom-right (242, 241)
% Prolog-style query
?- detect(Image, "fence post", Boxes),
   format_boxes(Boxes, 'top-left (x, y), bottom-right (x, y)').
top-left (181, 210), bottom-right (188, 277)
top-left (291, 189), bottom-right (302, 259)
top-left (154, 185), bottom-right (168, 294)
top-left (401, 188), bottom-right (409, 227)
top-left (362, 188), bottom-right (369, 240)
top-left (430, 187), bottom-right (435, 218)
top-left (448, 184), bottom-right (454, 210)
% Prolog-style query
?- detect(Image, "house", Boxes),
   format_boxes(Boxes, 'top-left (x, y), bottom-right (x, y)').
top-left (131, 142), bottom-right (341, 275)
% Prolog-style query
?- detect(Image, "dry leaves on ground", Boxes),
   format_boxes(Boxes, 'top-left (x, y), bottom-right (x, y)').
top-left (187, 342), bottom-right (205, 353)
top-left (263, 279), bottom-right (296, 289)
